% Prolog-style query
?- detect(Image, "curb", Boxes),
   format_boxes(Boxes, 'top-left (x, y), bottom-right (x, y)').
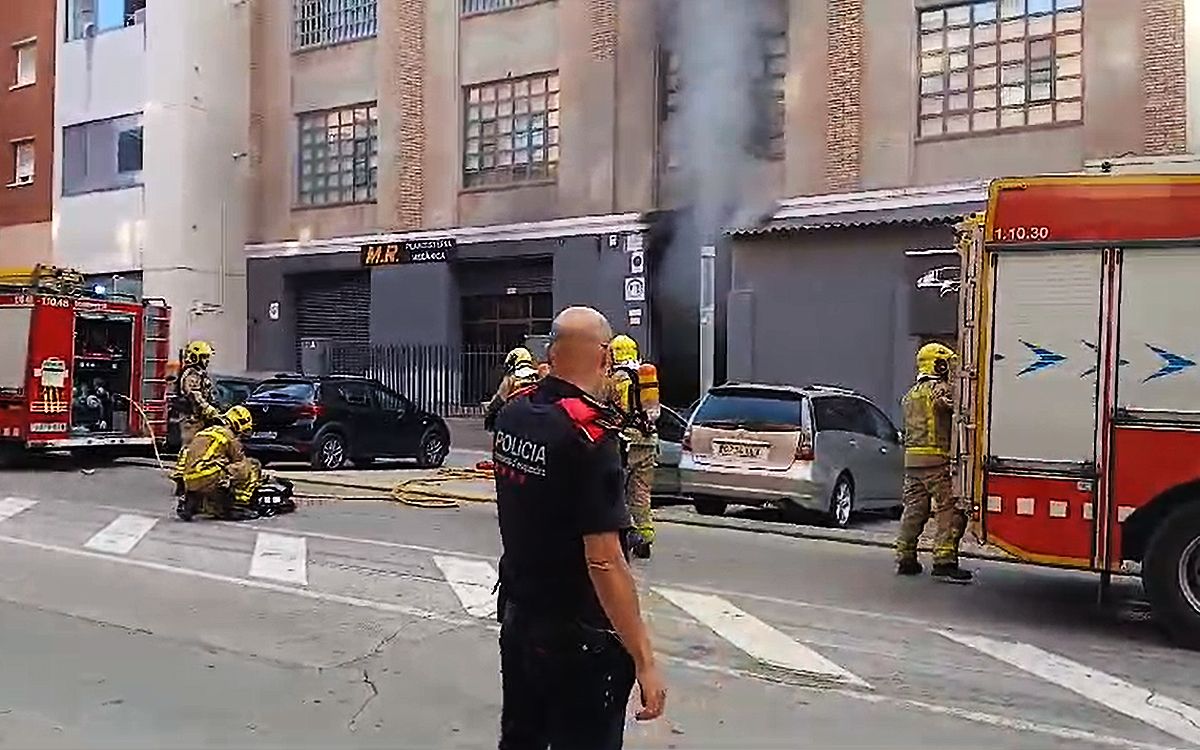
top-left (653, 508), bottom-right (1014, 563)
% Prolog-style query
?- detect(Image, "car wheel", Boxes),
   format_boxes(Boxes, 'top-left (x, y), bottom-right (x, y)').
top-left (827, 475), bottom-right (855, 529)
top-left (694, 498), bottom-right (728, 517)
top-left (1142, 503), bottom-right (1200, 650)
top-left (311, 432), bottom-right (346, 471)
top-left (416, 427), bottom-right (449, 469)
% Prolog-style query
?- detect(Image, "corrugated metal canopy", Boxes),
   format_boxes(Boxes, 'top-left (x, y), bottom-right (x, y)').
top-left (727, 181), bottom-right (988, 237)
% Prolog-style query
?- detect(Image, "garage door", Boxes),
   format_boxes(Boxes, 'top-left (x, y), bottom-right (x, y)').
top-left (294, 271), bottom-right (370, 370)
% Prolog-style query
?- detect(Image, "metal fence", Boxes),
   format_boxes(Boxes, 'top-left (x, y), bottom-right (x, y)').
top-left (323, 343), bottom-right (506, 418)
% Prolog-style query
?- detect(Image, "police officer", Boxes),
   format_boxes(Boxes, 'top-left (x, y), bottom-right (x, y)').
top-left (894, 342), bottom-right (973, 583)
top-left (493, 307), bottom-right (666, 750)
top-left (484, 347), bottom-right (541, 432)
top-left (175, 341), bottom-right (221, 446)
top-left (606, 334), bottom-right (659, 559)
top-left (173, 405), bottom-right (263, 521)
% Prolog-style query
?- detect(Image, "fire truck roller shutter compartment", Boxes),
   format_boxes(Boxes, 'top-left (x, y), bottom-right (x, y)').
top-left (73, 312), bottom-right (136, 435)
top-left (0, 307), bottom-right (33, 394)
top-left (988, 251), bottom-right (1102, 466)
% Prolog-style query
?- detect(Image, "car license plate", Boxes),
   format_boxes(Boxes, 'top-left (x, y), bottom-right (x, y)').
top-left (714, 442), bottom-right (766, 460)
top-left (250, 431), bottom-right (277, 441)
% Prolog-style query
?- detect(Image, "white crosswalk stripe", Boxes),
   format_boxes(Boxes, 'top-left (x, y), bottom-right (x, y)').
top-left (0, 497), bottom-right (38, 522)
top-left (940, 630), bottom-right (1200, 747)
top-left (83, 514), bottom-right (158, 555)
top-left (249, 532), bottom-right (308, 586)
top-left (433, 555), bottom-right (498, 619)
top-left (656, 586), bottom-right (872, 689)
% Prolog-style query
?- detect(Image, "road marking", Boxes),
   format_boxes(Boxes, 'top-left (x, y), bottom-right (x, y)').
top-left (0, 532), bottom-right (483, 628)
top-left (0, 497), bottom-right (38, 522)
top-left (664, 656), bottom-right (1185, 750)
top-left (940, 630), bottom-right (1200, 747)
top-left (655, 587), bottom-right (871, 689)
top-left (433, 555), bottom-right (498, 618)
top-left (83, 514), bottom-right (157, 555)
top-left (249, 532), bottom-right (308, 586)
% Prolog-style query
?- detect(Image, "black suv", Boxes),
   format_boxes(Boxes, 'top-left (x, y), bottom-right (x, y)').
top-left (242, 375), bottom-right (450, 470)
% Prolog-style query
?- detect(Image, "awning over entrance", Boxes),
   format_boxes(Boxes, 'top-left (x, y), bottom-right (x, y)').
top-left (728, 181), bottom-right (988, 236)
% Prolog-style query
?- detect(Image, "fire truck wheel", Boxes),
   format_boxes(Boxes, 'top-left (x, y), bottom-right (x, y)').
top-left (0, 444), bottom-right (24, 469)
top-left (1142, 503), bottom-right (1200, 650)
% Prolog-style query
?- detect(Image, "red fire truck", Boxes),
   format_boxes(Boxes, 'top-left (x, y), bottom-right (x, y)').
top-left (957, 174), bottom-right (1200, 649)
top-left (0, 267), bottom-right (172, 463)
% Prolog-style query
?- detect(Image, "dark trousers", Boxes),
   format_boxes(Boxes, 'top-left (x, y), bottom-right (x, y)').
top-left (499, 608), bottom-right (635, 750)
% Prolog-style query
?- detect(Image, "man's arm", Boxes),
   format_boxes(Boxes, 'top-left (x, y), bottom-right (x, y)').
top-left (932, 380), bottom-right (954, 413)
top-left (183, 371), bottom-right (220, 420)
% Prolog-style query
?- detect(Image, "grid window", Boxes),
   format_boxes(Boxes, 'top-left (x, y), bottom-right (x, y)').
top-left (663, 26), bottom-right (788, 163)
top-left (918, 0), bottom-right (1083, 138)
top-left (12, 140), bottom-right (34, 186)
top-left (293, 0), bottom-right (378, 51)
top-left (461, 0), bottom-right (547, 16)
top-left (62, 113), bottom-right (143, 195)
top-left (297, 104), bottom-right (379, 206)
top-left (13, 40), bottom-right (36, 87)
top-left (463, 72), bottom-right (560, 189)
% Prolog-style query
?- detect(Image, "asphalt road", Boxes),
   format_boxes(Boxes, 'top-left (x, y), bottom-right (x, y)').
top-left (1, 460), bottom-right (1199, 750)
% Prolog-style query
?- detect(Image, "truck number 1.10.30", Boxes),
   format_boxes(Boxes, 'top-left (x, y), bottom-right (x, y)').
top-left (993, 225), bottom-right (1052, 242)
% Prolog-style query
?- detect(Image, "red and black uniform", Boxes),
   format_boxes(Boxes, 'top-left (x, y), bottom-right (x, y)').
top-left (492, 376), bottom-right (634, 750)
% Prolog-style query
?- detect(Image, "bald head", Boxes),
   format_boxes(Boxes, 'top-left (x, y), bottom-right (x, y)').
top-left (548, 306), bottom-right (612, 395)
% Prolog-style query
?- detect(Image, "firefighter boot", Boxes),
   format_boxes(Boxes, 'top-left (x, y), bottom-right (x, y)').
top-left (896, 558), bottom-right (923, 576)
top-left (931, 562), bottom-right (974, 584)
top-left (629, 530), bottom-right (652, 560)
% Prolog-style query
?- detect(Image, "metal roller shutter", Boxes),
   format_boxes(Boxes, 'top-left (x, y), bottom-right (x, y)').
top-left (456, 258), bottom-right (553, 297)
top-left (294, 271), bottom-right (371, 370)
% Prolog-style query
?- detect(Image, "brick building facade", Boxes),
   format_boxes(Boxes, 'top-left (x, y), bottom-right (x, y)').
top-left (244, 0), bottom-right (1198, 406)
top-left (0, 0), bottom-right (56, 267)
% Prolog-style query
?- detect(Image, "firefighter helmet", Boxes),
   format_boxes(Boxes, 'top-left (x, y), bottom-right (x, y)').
top-left (184, 341), bottom-right (215, 368)
top-left (916, 342), bottom-right (958, 379)
top-left (504, 347), bottom-right (535, 372)
top-left (222, 405), bottom-right (254, 435)
top-left (610, 334), bottom-right (639, 366)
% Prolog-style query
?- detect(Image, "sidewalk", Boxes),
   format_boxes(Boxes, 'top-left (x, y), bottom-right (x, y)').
top-left (274, 459), bottom-right (1012, 563)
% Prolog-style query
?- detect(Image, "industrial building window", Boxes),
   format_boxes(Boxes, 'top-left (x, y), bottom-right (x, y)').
top-left (11, 140), bottom-right (34, 187)
top-left (461, 293), bottom-right (553, 351)
top-left (918, 0), bottom-right (1083, 138)
top-left (463, 71), bottom-right (560, 188)
top-left (661, 8), bottom-right (788, 164)
top-left (293, 0), bottom-right (378, 51)
top-left (13, 39), bottom-right (36, 87)
top-left (297, 103), bottom-right (379, 206)
top-left (62, 114), bottom-right (144, 196)
top-left (65, 0), bottom-right (146, 42)
top-left (461, 0), bottom-right (549, 15)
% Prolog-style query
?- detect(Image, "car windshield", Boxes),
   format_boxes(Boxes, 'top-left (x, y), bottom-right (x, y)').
top-left (249, 381), bottom-right (315, 402)
top-left (692, 390), bottom-right (803, 431)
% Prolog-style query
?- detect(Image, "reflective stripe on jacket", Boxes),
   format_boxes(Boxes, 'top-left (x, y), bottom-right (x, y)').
top-left (902, 378), bottom-right (953, 467)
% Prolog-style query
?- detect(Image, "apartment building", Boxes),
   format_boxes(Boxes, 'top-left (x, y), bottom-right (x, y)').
top-left (0, 0), bottom-right (56, 267)
top-left (53, 0), bottom-right (251, 368)
top-left (244, 0), bottom-right (1200, 407)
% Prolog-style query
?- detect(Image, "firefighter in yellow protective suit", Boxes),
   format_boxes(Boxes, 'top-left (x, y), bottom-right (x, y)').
top-left (174, 405), bottom-right (263, 520)
top-left (894, 343), bottom-right (973, 583)
top-left (607, 334), bottom-right (659, 560)
top-left (175, 341), bottom-right (221, 446)
top-left (484, 347), bottom-right (542, 432)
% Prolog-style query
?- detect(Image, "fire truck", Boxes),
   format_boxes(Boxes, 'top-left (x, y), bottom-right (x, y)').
top-left (0, 267), bottom-right (172, 463)
top-left (956, 174), bottom-right (1200, 649)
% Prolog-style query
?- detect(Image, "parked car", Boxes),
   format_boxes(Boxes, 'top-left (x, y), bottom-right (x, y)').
top-left (241, 375), bottom-right (450, 470)
top-left (164, 373), bottom-right (267, 453)
top-left (652, 406), bottom-right (687, 500)
top-left (679, 383), bottom-right (903, 528)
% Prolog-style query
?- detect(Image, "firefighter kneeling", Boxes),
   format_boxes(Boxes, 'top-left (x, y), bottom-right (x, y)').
top-left (894, 343), bottom-right (973, 583)
top-left (173, 405), bottom-right (263, 521)
top-left (607, 334), bottom-right (659, 560)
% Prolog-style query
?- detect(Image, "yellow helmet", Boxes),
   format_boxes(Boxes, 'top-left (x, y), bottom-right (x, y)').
top-left (610, 334), bottom-right (639, 365)
top-left (916, 342), bottom-right (958, 378)
top-left (505, 347), bottom-right (535, 371)
top-left (222, 405), bottom-right (253, 435)
top-left (184, 341), bottom-right (215, 367)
